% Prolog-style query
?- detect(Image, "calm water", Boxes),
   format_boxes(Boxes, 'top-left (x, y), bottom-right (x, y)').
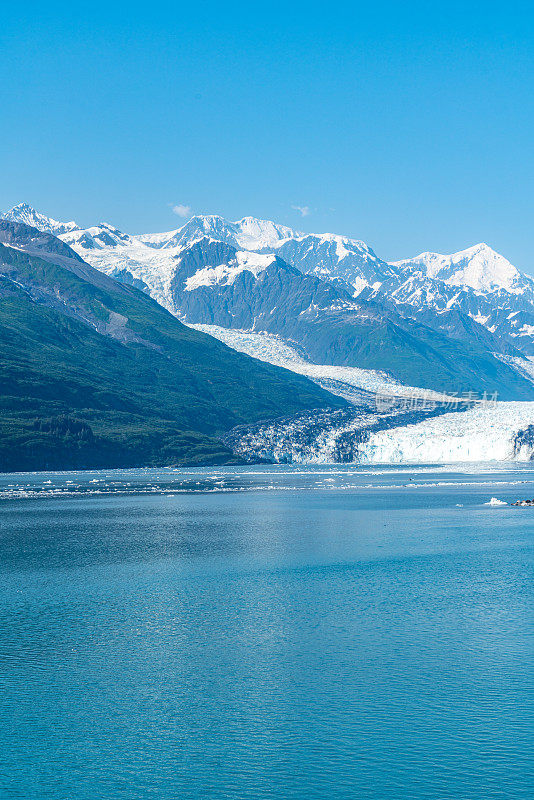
top-left (0, 464), bottom-right (533, 799)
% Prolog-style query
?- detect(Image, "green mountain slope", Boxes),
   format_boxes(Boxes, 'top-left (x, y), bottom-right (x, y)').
top-left (0, 221), bottom-right (344, 471)
top-left (289, 304), bottom-right (534, 400)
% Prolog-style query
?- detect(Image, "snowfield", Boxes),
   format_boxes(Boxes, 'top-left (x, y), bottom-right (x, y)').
top-left (184, 252), bottom-right (275, 290)
top-left (358, 403), bottom-right (534, 463)
top-left (60, 229), bottom-right (180, 312)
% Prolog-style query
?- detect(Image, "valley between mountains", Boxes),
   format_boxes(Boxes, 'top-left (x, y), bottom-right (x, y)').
top-left (3, 202), bottom-right (534, 468)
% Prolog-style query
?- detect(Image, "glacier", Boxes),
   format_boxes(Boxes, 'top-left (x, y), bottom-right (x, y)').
top-left (224, 401), bottom-right (534, 465)
top-left (358, 403), bottom-right (534, 463)
top-left (189, 327), bottom-right (534, 466)
top-left (189, 323), bottom-right (456, 404)
top-left (191, 328), bottom-right (534, 465)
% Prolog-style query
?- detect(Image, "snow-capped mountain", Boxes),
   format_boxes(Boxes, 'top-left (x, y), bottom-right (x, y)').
top-left (360, 246), bottom-right (534, 356)
top-left (135, 215), bottom-right (298, 252)
top-left (5, 203), bottom-right (534, 400)
top-left (59, 211), bottom-right (398, 297)
top-left (138, 235), bottom-right (533, 399)
top-left (61, 222), bottom-right (132, 250)
top-left (271, 233), bottom-right (399, 294)
top-left (1, 202), bottom-right (79, 236)
top-left (393, 243), bottom-right (533, 295)
top-left (56, 215), bottom-right (296, 311)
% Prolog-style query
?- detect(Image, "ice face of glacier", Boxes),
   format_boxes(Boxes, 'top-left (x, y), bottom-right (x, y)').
top-left (357, 403), bottom-right (534, 463)
top-left (222, 400), bottom-right (534, 465)
top-left (223, 404), bottom-right (458, 464)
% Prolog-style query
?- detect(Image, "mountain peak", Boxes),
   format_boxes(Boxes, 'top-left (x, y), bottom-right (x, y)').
top-left (10, 202), bottom-right (33, 213)
top-left (150, 214), bottom-right (298, 252)
top-left (460, 242), bottom-right (498, 258)
top-left (233, 216), bottom-right (297, 248)
top-left (2, 203), bottom-right (79, 236)
top-left (393, 243), bottom-right (529, 295)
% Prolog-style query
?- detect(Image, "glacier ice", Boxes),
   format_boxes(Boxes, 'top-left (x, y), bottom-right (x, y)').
top-left (189, 324), bottom-right (456, 404)
top-left (358, 403), bottom-right (534, 464)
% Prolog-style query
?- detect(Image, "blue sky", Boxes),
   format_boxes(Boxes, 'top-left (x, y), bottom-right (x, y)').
top-left (1, 1), bottom-right (533, 268)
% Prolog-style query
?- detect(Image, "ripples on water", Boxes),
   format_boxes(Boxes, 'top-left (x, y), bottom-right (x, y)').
top-left (2, 461), bottom-right (534, 499)
top-left (0, 464), bottom-right (533, 799)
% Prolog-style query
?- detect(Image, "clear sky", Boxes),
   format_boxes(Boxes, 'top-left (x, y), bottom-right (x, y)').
top-left (1, 1), bottom-right (533, 268)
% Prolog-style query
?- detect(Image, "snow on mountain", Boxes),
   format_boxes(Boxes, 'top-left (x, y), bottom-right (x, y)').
top-left (360, 244), bottom-right (534, 356)
top-left (2, 203), bottom-right (79, 236)
top-left (135, 229), bottom-right (180, 248)
top-left (57, 222), bottom-right (185, 310)
top-left (136, 215), bottom-right (299, 252)
top-left (392, 243), bottom-right (532, 295)
top-left (8, 203), bottom-right (533, 304)
top-left (358, 402), bottom-right (534, 463)
top-left (73, 212), bottom-right (394, 298)
top-left (184, 252), bottom-right (276, 290)
top-left (157, 218), bottom-right (398, 295)
top-left (271, 233), bottom-right (398, 294)
top-left (61, 223), bottom-right (132, 250)
top-left (236, 216), bottom-right (298, 249)
top-left (51, 215), bottom-right (300, 311)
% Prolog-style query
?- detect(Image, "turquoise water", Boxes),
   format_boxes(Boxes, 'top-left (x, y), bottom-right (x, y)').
top-left (0, 464), bottom-right (533, 799)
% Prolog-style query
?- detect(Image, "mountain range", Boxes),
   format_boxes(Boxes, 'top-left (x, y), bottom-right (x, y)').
top-left (0, 215), bottom-right (343, 470)
top-left (5, 203), bottom-right (534, 401)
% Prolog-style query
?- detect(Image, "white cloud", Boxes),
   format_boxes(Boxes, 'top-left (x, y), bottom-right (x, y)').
top-left (172, 204), bottom-right (192, 218)
top-left (292, 204), bottom-right (311, 217)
